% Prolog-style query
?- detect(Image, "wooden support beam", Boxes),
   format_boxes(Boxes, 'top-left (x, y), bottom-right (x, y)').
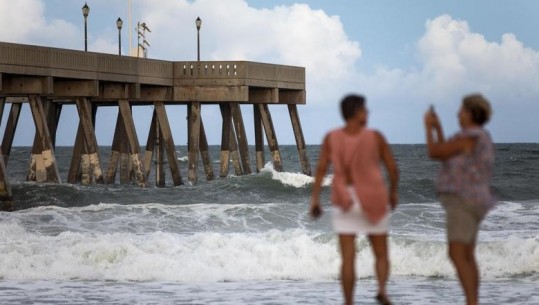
top-left (28, 100), bottom-right (51, 182)
top-left (154, 102), bottom-right (182, 186)
top-left (231, 103), bottom-right (252, 174)
top-left (229, 123), bottom-right (243, 176)
top-left (53, 80), bottom-right (99, 97)
top-left (69, 99), bottom-right (94, 184)
top-left (219, 104), bottom-right (231, 178)
top-left (2, 76), bottom-right (53, 95)
top-left (155, 120), bottom-right (165, 187)
top-left (143, 110), bottom-right (157, 180)
top-left (187, 102), bottom-right (201, 184)
top-left (253, 104), bottom-right (265, 172)
top-left (1, 103), bottom-right (22, 166)
top-left (249, 88), bottom-right (278, 104)
top-left (118, 99), bottom-right (146, 187)
top-left (199, 119), bottom-right (214, 181)
top-left (28, 95), bottom-right (61, 183)
top-left (105, 111), bottom-right (122, 184)
top-left (67, 124), bottom-right (83, 184)
top-left (140, 86), bottom-right (173, 101)
top-left (279, 89), bottom-right (306, 105)
top-left (46, 102), bottom-right (62, 148)
top-left (103, 84), bottom-right (128, 100)
top-left (119, 114), bottom-right (131, 184)
top-left (0, 155), bottom-right (13, 211)
top-left (257, 104), bottom-right (282, 172)
top-left (75, 97), bottom-right (104, 184)
top-left (0, 97), bottom-right (5, 126)
top-left (288, 104), bottom-right (311, 176)
top-left (174, 86), bottom-right (248, 102)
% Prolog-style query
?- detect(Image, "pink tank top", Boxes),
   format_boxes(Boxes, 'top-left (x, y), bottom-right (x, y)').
top-left (329, 128), bottom-right (389, 223)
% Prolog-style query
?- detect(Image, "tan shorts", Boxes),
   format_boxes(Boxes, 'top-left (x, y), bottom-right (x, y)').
top-left (439, 193), bottom-right (486, 244)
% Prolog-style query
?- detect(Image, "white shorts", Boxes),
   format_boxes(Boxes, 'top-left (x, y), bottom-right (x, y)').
top-left (332, 186), bottom-right (390, 235)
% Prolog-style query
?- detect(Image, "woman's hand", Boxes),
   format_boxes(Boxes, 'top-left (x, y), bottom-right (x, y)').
top-left (424, 109), bottom-right (440, 128)
top-left (310, 201), bottom-right (323, 219)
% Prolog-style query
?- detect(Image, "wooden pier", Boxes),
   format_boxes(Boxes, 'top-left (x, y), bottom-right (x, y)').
top-left (0, 41), bottom-right (311, 210)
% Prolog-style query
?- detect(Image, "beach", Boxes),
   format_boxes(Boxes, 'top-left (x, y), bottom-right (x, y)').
top-left (0, 144), bottom-right (538, 304)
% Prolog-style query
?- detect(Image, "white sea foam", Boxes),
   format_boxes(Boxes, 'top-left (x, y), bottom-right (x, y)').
top-left (177, 156), bottom-right (189, 162)
top-left (0, 221), bottom-right (537, 282)
top-left (260, 163), bottom-right (332, 188)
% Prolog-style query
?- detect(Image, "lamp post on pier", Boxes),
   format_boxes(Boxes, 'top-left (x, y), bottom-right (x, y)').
top-left (196, 17), bottom-right (202, 61)
top-left (82, 3), bottom-right (90, 51)
top-left (116, 18), bottom-right (123, 55)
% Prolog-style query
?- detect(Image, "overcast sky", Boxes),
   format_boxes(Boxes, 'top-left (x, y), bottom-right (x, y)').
top-left (1, 0), bottom-right (538, 146)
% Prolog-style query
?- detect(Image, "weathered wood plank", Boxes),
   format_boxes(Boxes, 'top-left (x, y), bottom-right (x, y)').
top-left (187, 102), bottom-right (201, 184)
top-left (219, 104), bottom-right (231, 178)
top-left (253, 104), bottom-right (265, 172)
top-left (119, 114), bottom-right (131, 184)
top-left (105, 111), bottom-right (123, 184)
top-left (231, 103), bottom-right (252, 174)
top-left (0, 97), bottom-right (5, 127)
top-left (154, 102), bottom-right (182, 186)
top-left (229, 124), bottom-right (243, 176)
top-left (155, 121), bottom-right (165, 187)
top-left (118, 99), bottom-right (146, 187)
top-left (67, 124), bottom-right (83, 184)
top-left (288, 104), bottom-right (311, 176)
top-left (0, 154), bottom-right (13, 211)
top-left (28, 95), bottom-right (61, 182)
top-left (199, 119), bottom-right (214, 181)
top-left (258, 104), bottom-right (282, 172)
top-left (1, 103), bottom-right (22, 166)
top-left (143, 110), bottom-right (157, 180)
top-left (75, 97), bottom-right (104, 184)
top-left (46, 102), bottom-right (62, 148)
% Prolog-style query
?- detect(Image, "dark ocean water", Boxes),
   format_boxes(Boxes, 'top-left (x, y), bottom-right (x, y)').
top-left (0, 144), bottom-right (538, 304)
top-left (6, 143), bottom-right (539, 209)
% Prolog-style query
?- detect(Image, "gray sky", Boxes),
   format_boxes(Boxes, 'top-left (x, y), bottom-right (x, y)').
top-left (1, 0), bottom-right (538, 145)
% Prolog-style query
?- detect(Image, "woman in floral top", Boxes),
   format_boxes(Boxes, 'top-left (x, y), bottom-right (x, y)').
top-left (424, 94), bottom-right (495, 305)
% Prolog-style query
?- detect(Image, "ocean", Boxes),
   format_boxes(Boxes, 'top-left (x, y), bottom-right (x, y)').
top-left (0, 144), bottom-right (538, 305)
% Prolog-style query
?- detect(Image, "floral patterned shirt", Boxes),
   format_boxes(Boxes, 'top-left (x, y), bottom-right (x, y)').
top-left (436, 127), bottom-right (495, 208)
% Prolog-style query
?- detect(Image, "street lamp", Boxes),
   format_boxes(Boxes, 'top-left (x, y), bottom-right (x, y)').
top-left (82, 2), bottom-right (90, 51)
top-left (195, 17), bottom-right (201, 61)
top-left (116, 17), bottom-right (123, 55)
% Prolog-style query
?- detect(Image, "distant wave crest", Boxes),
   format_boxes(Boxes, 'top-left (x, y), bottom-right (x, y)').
top-left (260, 163), bottom-right (332, 188)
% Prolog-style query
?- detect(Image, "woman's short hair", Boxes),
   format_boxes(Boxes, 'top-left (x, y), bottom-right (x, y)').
top-left (462, 94), bottom-right (492, 126)
top-left (340, 94), bottom-right (365, 121)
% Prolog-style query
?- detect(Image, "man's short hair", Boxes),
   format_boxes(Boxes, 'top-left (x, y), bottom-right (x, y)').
top-left (340, 94), bottom-right (365, 121)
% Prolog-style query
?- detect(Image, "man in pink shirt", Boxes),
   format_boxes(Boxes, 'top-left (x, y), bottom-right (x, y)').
top-left (310, 94), bottom-right (399, 305)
